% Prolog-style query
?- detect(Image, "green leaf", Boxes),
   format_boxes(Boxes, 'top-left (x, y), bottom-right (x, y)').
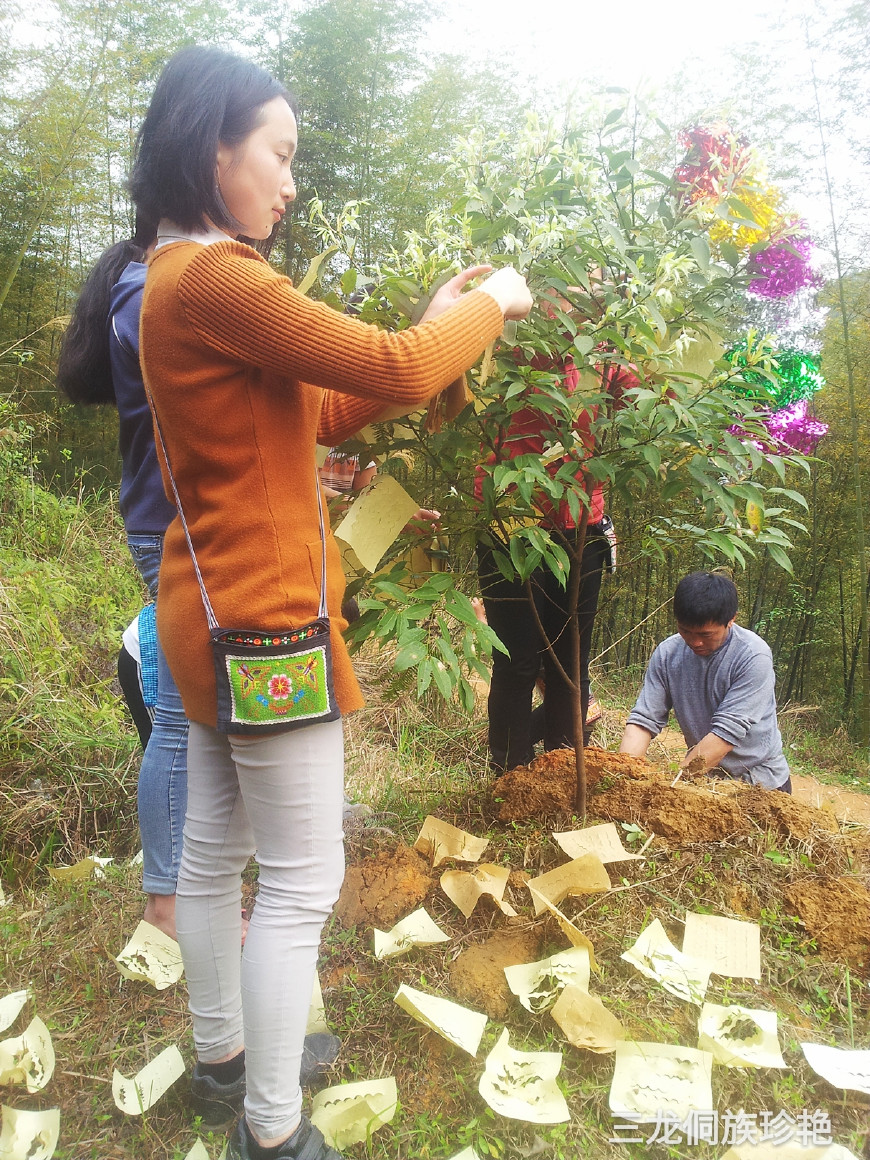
top-left (767, 544), bottom-right (793, 574)
top-left (395, 641), bottom-right (426, 671)
top-left (574, 336), bottom-right (595, 358)
top-left (690, 236), bottom-right (710, 273)
top-left (296, 247), bottom-right (338, 297)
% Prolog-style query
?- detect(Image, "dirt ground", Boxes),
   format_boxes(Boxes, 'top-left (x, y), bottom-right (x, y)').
top-left (448, 926), bottom-right (543, 1020)
top-left (333, 843), bottom-right (434, 927)
top-left (785, 876), bottom-right (870, 972)
top-left (335, 748), bottom-right (870, 998)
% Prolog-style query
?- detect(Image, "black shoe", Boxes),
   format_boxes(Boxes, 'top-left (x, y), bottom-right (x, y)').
top-left (227, 1115), bottom-right (346, 1159)
top-left (300, 1033), bottom-right (341, 1085)
top-left (190, 1063), bottom-right (246, 1129)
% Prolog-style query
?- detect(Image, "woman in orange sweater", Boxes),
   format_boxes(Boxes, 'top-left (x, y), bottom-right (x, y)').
top-left (130, 46), bottom-right (531, 1160)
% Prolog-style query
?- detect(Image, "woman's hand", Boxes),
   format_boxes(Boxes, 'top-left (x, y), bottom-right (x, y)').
top-left (477, 266), bottom-right (534, 320)
top-left (419, 265), bottom-right (493, 323)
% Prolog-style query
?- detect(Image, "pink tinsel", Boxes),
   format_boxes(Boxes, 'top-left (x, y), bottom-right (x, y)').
top-left (747, 233), bottom-right (821, 299)
top-left (729, 399), bottom-right (828, 456)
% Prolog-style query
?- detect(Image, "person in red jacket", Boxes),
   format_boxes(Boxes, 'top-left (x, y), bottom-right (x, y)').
top-left (476, 328), bottom-right (631, 773)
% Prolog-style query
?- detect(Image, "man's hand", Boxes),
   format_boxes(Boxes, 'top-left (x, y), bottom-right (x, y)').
top-left (681, 732), bottom-right (733, 772)
top-left (620, 723), bottom-right (654, 758)
top-left (402, 508), bottom-right (441, 533)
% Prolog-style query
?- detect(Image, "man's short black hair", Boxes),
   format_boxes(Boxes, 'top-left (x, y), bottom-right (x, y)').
top-left (673, 571), bottom-right (738, 627)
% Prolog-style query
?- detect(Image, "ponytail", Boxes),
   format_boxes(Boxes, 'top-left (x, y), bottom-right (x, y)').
top-left (57, 218), bottom-right (155, 405)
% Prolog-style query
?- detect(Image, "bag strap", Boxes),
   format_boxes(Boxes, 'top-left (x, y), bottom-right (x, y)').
top-left (141, 374), bottom-right (329, 629)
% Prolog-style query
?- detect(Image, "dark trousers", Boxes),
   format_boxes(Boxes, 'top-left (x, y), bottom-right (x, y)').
top-left (477, 529), bottom-right (609, 772)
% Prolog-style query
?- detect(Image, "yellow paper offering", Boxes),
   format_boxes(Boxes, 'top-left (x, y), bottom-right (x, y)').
top-left (441, 865), bottom-right (516, 919)
top-left (478, 1029), bottom-right (569, 1125)
top-left (114, 920), bottom-right (184, 990)
top-left (0, 991), bottom-right (29, 1036)
top-left (609, 1041), bottom-right (713, 1122)
top-left (551, 986), bottom-right (625, 1054)
top-left (394, 984), bottom-right (487, 1056)
top-left (552, 823), bottom-right (643, 864)
top-left (622, 919), bottom-right (712, 1005)
top-left (414, 817), bottom-right (489, 867)
top-left (374, 908), bottom-right (450, 960)
top-left (697, 1003), bottom-right (786, 1069)
top-left (682, 911), bottom-right (761, 979)
top-left (504, 948), bottom-right (590, 1013)
top-left (0, 1105), bottom-right (60, 1160)
top-left (0, 1016), bottom-right (55, 1093)
top-left (334, 474), bottom-right (419, 573)
top-left (310, 1078), bottom-right (398, 1150)
top-left (112, 1044), bottom-right (185, 1114)
top-left (526, 855), bottom-right (611, 915)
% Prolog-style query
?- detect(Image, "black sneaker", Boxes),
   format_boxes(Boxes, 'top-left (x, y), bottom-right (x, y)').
top-left (300, 1033), bottom-right (341, 1085)
top-left (190, 1063), bottom-right (246, 1129)
top-left (227, 1115), bottom-right (346, 1159)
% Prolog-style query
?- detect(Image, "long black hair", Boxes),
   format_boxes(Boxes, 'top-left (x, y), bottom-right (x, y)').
top-left (57, 215), bottom-right (156, 405)
top-left (128, 46), bottom-right (292, 236)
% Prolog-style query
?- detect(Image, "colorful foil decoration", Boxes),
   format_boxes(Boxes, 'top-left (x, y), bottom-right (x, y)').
top-left (748, 232), bottom-right (821, 299)
top-left (674, 124), bottom-right (752, 205)
top-left (763, 399), bottom-right (828, 455)
top-left (706, 180), bottom-right (784, 253)
top-left (725, 345), bottom-right (825, 409)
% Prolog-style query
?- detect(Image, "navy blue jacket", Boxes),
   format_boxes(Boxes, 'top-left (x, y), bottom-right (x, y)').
top-left (109, 262), bottom-right (176, 535)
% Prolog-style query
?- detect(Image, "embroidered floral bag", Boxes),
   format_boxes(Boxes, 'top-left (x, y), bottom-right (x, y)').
top-left (148, 390), bottom-right (339, 735)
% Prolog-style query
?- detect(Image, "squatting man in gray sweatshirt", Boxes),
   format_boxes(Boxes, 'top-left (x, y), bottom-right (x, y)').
top-left (619, 571), bottom-right (792, 793)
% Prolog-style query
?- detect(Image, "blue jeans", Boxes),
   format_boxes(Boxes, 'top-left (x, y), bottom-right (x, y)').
top-left (127, 534), bottom-right (188, 895)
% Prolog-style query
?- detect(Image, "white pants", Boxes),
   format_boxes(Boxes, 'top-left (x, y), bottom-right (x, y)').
top-left (176, 719), bottom-right (345, 1141)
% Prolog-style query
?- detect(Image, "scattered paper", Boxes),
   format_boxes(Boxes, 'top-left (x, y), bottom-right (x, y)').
top-left (504, 948), bottom-right (590, 1013)
top-left (622, 919), bottom-right (712, 1005)
top-left (49, 855), bottom-right (112, 882)
top-left (609, 1041), bottom-right (713, 1122)
top-left (0, 883), bottom-right (5, 906)
top-left (310, 1077), bottom-right (398, 1150)
top-left (445, 1150), bottom-right (480, 1160)
top-left (682, 912), bottom-right (761, 980)
top-left (306, 974), bottom-right (329, 1036)
top-left (0, 1016), bottom-right (55, 1092)
top-left (112, 1044), bottom-right (185, 1114)
top-left (374, 908), bottom-right (450, 959)
top-left (526, 855), bottom-right (611, 916)
top-left (800, 1041), bottom-right (870, 1095)
top-left (721, 1145), bottom-right (859, 1160)
top-left (478, 1029), bottom-right (569, 1125)
top-left (182, 1143), bottom-right (211, 1160)
top-left (334, 474), bottom-right (419, 573)
top-left (414, 817), bottom-right (489, 867)
top-left (551, 986), bottom-right (625, 1053)
top-left (0, 991), bottom-right (29, 1036)
top-left (552, 823), bottom-right (643, 864)
top-left (441, 864), bottom-right (517, 919)
top-left (394, 984), bottom-right (487, 1056)
top-left (527, 887), bottom-right (597, 970)
top-left (697, 1003), bottom-right (786, 1069)
top-left (114, 920), bottom-right (184, 990)
top-left (130, 850), bottom-right (144, 867)
top-left (0, 1105), bottom-right (60, 1160)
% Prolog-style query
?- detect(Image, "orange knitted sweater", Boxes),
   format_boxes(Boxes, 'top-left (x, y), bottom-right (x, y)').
top-left (140, 240), bottom-right (504, 727)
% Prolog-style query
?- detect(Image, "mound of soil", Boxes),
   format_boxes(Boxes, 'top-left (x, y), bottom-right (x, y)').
top-left (594, 778), bottom-right (752, 844)
top-left (785, 877), bottom-right (870, 972)
top-left (333, 843), bottom-right (434, 928)
top-left (717, 783), bottom-right (839, 840)
top-left (449, 926), bottom-right (543, 1020)
top-left (496, 747), bottom-right (652, 821)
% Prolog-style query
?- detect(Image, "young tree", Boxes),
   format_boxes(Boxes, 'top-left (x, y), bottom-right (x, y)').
top-left (322, 105), bottom-right (809, 812)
